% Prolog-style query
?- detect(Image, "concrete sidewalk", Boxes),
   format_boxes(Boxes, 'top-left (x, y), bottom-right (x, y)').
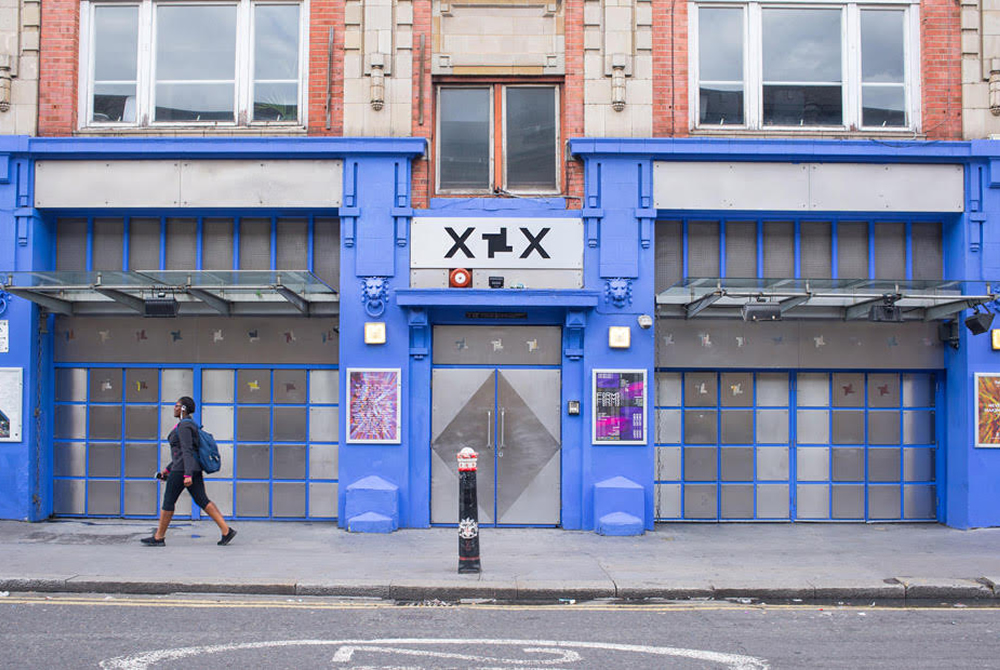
top-left (2, 519), bottom-right (1000, 604)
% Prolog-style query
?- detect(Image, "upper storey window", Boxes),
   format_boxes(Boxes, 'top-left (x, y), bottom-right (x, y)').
top-left (692, 2), bottom-right (918, 132)
top-left (82, 1), bottom-right (304, 127)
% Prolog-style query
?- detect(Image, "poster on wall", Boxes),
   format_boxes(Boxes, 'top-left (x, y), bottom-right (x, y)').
top-left (593, 369), bottom-right (646, 445)
top-left (347, 368), bottom-right (402, 444)
top-left (976, 373), bottom-right (1000, 448)
top-left (0, 367), bottom-right (23, 441)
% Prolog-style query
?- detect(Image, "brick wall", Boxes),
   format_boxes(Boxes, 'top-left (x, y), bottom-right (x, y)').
top-left (652, 0), bottom-right (688, 137)
top-left (307, 0), bottom-right (344, 135)
top-left (565, 0), bottom-right (584, 208)
top-left (922, 0), bottom-right (962, 139)
top-left (38, 0), bottom-right (78, 135)
top-left (410, 0), bottom-right (432, 208)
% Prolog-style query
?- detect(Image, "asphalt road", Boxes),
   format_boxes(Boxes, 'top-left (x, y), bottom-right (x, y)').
top-left (0, 594), bottom-right (997, 669)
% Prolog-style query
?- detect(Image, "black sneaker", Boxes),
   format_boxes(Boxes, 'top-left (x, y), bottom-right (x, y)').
top-left (140, 535), bottom-right (165, 547)
top-left (218, 528), bottom-right (237, 546)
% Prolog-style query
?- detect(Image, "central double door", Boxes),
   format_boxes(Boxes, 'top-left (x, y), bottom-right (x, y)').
top-left (431, 367), bottom-right (561, 525)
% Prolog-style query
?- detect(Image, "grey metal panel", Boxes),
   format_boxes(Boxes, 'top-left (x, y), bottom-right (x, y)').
top-left (237, 369), bottom-right (271, 403)
top-left (432, 326), bottom-right (562, 366)
top-left (201, 405), bottom-right (234, 442)
top-left (684, 372), bottom-right (717, 407)
top-left (310, 370), bottom-right (339, 405)
top-left (273, 482), bottom-right (307, 517)
top-left (800, 221), bottom-right (832, 279)
top-left (808, 163), bottom-right (964, 213)
top-left (869, 447), bottom-right (902, 482)
top-left (161, 369), bottom-right (193, 402)
top-left (684, 410), bottom-right (717, 444)
top-left (274, 444), bottom-right (307, 480)
top-left (720, 372), bottom-right (753, 407)
top-left (832, 447), bottom-right (864, 482)
top-left (873, 222), bottom-right (905, 280)
top-left (89, 406), bottom-right (122, 440)
top-left (309, 482), bottom-right (338, 518)
top-left (757, 409), bottom-right (789, 444)
top-left (179, 160), bottom-right (344, 208)
top-left (655, 221), bottom-right (683, 293)
top-left (214, 443), bottom-right (235, 479)
top-left (796, 373), bottom-right (829, 406)
top-left (308, 444), bottom-right (338, 479)
top-left (93, 218), bottom-right (125, 271)
top-left (903, 447), bottom-right (935, 481)
top-left (124, 443), bottom-right (158, 478)
top-left (54, 479), bottom-right (86, 515)
top-left (756, 373), bottom-right (788, 406)
top-left (684, 446), bottom-right (717, 480)
top-left (683, 483), bottom-right (718, 519)
top-left (36, 160), bottom-right (181, 208)
top-left (88, 480), bottom-right (121, 515)
top-left (159, 405), bottom-right (175, 440)
top-left (239, 218), bottom-right (272, 271)
top-left (904, 484), bottom-right (936, 519)
top-left (832, 485), bottom-right (864, 519)
top-left (236, 482), bottom-right (270, 516)
top-left (720, 446), bottom-right (753, 481)
top-left (721, 410), bottom-right (752, 444)
top-left (54, 442), bottom-right (86, 477)
top-left (757, 447), bottom-right (789, 480)
top-left (763, 221), bottom-right (794, 278)
top-left (468, 269), bottom-right (584, 290)
top-left (125, 369), bottom-right (159, 403)
top-left (796, 446), bottom-right (829, 481)
top-left (237, 407), bottom-right (271, 442)
top-left (165, 218), bottom-right (197, 271)
top-left (903, 373), bottom-right (935, 407)
top-left (654, 161), bottom-right (810, 211)
top-left (796, 484), bottom-right (829, 518)
top-left (868, 373), bottom-right (900, 408)
top-left (832, 373), bottom-right (865, 407)
top-left (204, 481), bottom-right (233, 516)
top-left (309, 407), bottom-right (339, 442)
top-left (796, 410), bottom-right (829, 444)
top-left (724, 221), bottom-right (757, 278)
top-left (687, 221), bottom-right (720, 277)
top-left (869, 411), bottom-right (901, 445)
top-left (832, 411), bottom-right (864, 445)
top-left (125, 405), bottom-right (158, 440)
top-left (55, 405), bottom-right (87, 439)
top-left (721, 484), bottom-right (754, 518)
top-left (796, 322), bottom-right (944, 371)
top-left (869, 485), bottom-right (901, 520)
top-left (274, 407), bottom-right (307, 442)
top-left (837, 222), bottom-right (869, 279)
top-left (202, 218), bottom-right (234, 271)
top-left (655, 372), bottom-right (682, 406)
top-left (89, 369), bottom-right (123, 402)
top-left (56, 218), bottom-right (88, 271)
top-left (202, 369), bottom-right (235, 404)
top-left (56, 369), bottom-right (88, 402)
top-left (274, 370), bottom-right (307, 404)
top-left (313, 217), bottom-right (341, 291)
top-left (655, 483), bottom-right (682, 518)
top-left (655, 446), bottom-right (682, 480)
top-left (655, 409), bottom-right (681, 444)
top-left (911, 222), bottom-right (943, 281)
top-left (757, 484), bottom-right (789, 518)
top-left (276, 218), bottom-right (309, 270)
top-left (124, 481), bottom-right (158, 516)
top-left (129, 218), bottom-right (161, 270)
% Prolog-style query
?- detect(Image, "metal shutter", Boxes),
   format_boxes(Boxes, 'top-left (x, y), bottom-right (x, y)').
top-left (56, 218), bottom-right (88, 271)
top-left (873, 222), bottom-right (905, 280)
top-left (92, 218), bottom-right (124, 271)
top-left (128, 218), bottom-right (161, 270)
top-left (763, 221), bottom-right (794, 278)
top-left (313, 217), bottom-right (340, 290)
top-left (165, 218), bottom-right (197, 270)
top-left (837, 222), bottom-right (869, 279)
top-left (725, 221), bottom-right (756, 278)
top-left (687, 221), bottom-right (720, 277)
top-left (911, 222), bottom-right (943, 281)
top-left (239, 218), bottom-right (272, 271)
top-left (276, 218), bottom-right (309, 270)
top-left (800, 222), bottom-right (832, 279)
top-left (655, 221), bottom-right (683, 293)
top-left (203, 218), bottom-right (234, 271)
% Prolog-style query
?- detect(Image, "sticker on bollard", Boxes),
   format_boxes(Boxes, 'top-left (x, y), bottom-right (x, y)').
top-left (457, 447), bottom-right (481, 573)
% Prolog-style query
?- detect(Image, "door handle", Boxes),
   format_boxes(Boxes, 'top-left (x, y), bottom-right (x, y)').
top-left (498, 407), bottom-right (506, 457)
top-left (486, 409), bottom-right (493, 449)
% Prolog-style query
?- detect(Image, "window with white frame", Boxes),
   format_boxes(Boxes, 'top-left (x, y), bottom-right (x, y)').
top-left (436, 85), bottom-right (560, 194)
top-left (693, 2), bottom-right (918, 131)
top-left (83, 0), bottom-right (304, 127)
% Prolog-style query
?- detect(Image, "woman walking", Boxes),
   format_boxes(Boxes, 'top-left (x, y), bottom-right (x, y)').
top-left (141, 396), bottom-right (237, 547)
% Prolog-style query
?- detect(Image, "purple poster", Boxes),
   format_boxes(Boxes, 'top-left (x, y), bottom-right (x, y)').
top-left (348, 369), bottom-right (401, 443)
top-left (593, 369), bottom-right (646, 444)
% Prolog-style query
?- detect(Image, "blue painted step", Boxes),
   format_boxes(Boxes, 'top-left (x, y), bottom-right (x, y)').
top-left (344, 475), bottom-right (399, 533)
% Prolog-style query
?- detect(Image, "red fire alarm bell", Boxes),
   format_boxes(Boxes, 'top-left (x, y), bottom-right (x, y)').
top-left (449, 268), bottom-right (472, 288)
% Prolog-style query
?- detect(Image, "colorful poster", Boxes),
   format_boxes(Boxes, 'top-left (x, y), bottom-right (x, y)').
top-left (976, 373), bottom-right (1000, 448)
top-left (347, 368), bottom-right (401, 444)
top-left (593, 369), bottom-right (646, 445)
top-left (0, 367), bottom-right (23, 442)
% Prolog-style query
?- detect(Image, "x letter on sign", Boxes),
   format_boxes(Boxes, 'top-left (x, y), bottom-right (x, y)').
top-left (520, 227), bottom-right (551, 259)
top-left (445, 227), bottom-right (474, 258)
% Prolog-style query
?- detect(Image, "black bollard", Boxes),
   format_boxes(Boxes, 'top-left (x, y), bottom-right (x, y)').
top-left (457, 447), bottom-right (481, 574)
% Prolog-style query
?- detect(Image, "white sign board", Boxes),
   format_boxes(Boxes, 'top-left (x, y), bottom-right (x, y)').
top-left (0, 320), bottom-right (7, 353)
top-left (0, 367), bottom-right (23, 441)
top-left (410, 217), bottom-right (584, 270)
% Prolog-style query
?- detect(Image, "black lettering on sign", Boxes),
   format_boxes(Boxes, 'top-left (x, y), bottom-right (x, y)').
top-left (482, 229), bottom-right (513, 258)
top-left (445, 227), bottom-right (475, 258)
top-left (519, 227), bottom-right (550, 259)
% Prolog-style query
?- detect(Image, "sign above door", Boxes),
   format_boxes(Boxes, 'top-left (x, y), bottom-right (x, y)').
top-left (410, 218), bottom-right (583, 270)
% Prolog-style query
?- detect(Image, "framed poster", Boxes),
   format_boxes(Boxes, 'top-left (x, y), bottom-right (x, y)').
top-left (0, 367), bottom-right (23, 442)
top-left (347, 368), bottom-right (401, 444)
top-left (593, 368), bottom-right (647, 445)
top-left (976, 373), bottom-right (1000, 448)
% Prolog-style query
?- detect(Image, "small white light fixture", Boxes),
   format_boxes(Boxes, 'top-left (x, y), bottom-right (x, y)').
top-left (608, 325), bottom-right (631, 349)
top-left (364, 321), bottom-right (386, 345)
top-left (637, 314), bottom-right (653, 329)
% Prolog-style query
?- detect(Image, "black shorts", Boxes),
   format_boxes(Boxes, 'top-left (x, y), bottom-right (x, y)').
top-left (161, 470), bottom-right (211, 512)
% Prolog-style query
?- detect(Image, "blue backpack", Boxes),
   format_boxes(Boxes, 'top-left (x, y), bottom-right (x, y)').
top-left (181, 418), bottom-right (221, 474)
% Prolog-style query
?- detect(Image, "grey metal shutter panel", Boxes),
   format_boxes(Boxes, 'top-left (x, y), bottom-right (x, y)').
top-left (203, 218), bottom-right (234, 271)
top-left (800, 222), bottom-right (832, 279)
top-left (763, 221), bottom-right (794, 278)
top-left (165, 218), bottom-right (197, 270)
top-left (129, 218), bottom-right (161, 270)
top-left (655, 220), bottom-right (683, 293)
top-left (92, 218), bottom-right (124, 271)
top-left (911, 222), bottom-right (943, 281)
top-left (837, 221), bottom-right (869, 279)
top-left (688, 221), bottom-right (720, 277)
top-left (56, 218), bottom-right (88, 271)
top-left (725, 221), bottom-right (756, 278)
top-left (313, 217), bottom-right (340, 290)
top-left (276, 218), bottom-right (309, 270)
top-left (873, 222), bottom-right (905, 280)
top-left (239, 218), bottom-right (272, 271)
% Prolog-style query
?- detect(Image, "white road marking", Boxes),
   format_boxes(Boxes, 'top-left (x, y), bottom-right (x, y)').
top-left (330, 645), bottom-right (581, 664)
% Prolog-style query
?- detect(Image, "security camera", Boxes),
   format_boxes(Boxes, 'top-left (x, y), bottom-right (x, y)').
top-left (637, 314), bottom-right (653, 330)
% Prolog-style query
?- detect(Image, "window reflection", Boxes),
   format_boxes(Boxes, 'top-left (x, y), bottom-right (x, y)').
top-left (93, 6), bottom-right (138, 123)
top-left (438, 88), bottom-right (491, 191)
top-left (699, 7), bottom-right (744, 125)
top-left (861, 10), bottom-right (906, 127)
top-left (505, 88), bottom-right (557, 191)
